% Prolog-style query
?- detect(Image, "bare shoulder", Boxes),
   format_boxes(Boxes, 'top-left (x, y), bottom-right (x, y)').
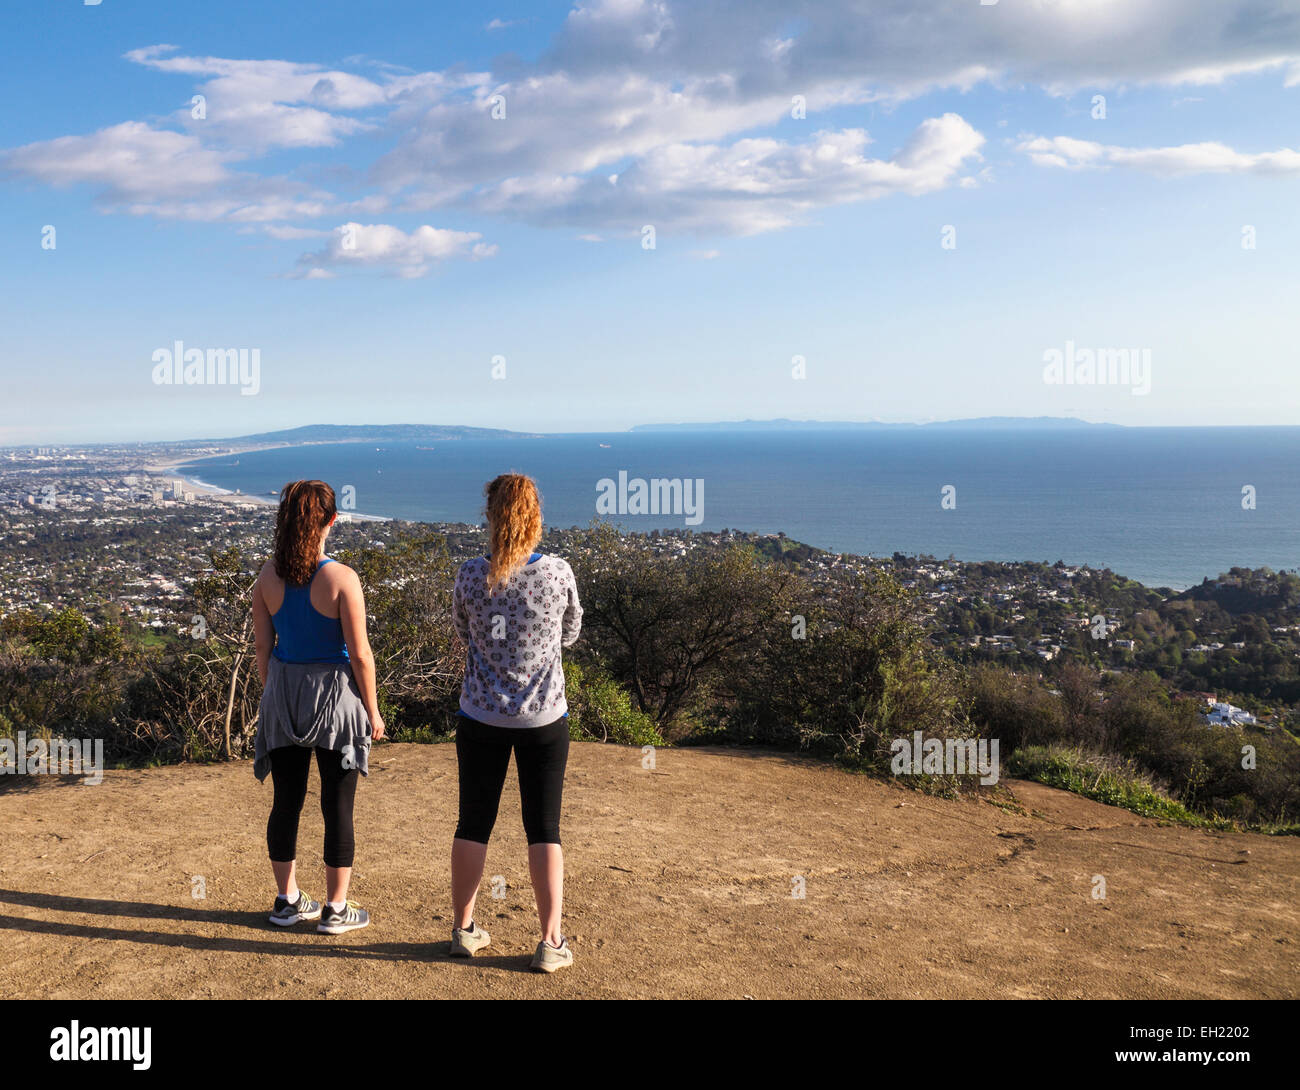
top-left (322, 559), bottom-right (361, 588)
top-left (253, 560), bottom-right (281, 610)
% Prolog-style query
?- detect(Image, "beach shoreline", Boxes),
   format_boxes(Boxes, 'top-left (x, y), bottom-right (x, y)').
top-left (145, 444), bottom-right (392, 521)
top-left (126, 427), bottom-right (1285, 587)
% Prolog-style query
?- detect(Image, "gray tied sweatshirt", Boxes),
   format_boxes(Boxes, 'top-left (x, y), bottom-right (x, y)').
top-left (453, 553), bottom-right (583, 728)
top-left (254, 657), bottom-right (371, 780)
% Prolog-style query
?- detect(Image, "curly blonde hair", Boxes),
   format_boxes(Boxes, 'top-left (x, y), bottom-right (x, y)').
top-left (485, 473), bottom-right (542, 592)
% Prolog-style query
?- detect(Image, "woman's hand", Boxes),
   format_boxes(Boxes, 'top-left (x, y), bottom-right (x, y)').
top-left (369, 710), bottom-right (386, 741)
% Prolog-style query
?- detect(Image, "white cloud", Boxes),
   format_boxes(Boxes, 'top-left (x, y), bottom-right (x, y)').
top-left (2, 121), bottom-right (231, 200)
top-left (126, 45), bottom-right (389, 151)
top-left (296, 222), bottom-right (499, 278)
top-left (546, 0), bottom-right (1300, 96)
top-left (6, 1), bottom-right (1300, 255)
top-left (470, 114), bottom-right (985, 235)
top-left (1019, 135), bottom-right (1300, 176)
top-left (0, 119), bottom-right (337, 223)
top-left (373, 70), bottom-right (867, 207)
top-left (261, 224), bottom-right (332, 240)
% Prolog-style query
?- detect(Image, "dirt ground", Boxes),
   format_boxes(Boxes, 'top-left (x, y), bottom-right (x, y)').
top-left (0, 742), bottom-right (1296, 999)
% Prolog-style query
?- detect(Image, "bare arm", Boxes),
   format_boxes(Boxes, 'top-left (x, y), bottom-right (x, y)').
top-left (338, 565), bottom-right (385, 740)
top-left (252, 570), bottom-right (275, 686)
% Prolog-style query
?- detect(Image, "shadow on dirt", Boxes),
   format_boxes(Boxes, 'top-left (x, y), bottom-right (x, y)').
top-left (0, 889), bottom-right (537, 967)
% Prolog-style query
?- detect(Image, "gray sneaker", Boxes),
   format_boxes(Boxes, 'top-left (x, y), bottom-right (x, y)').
top-left (449, 921), bottom-right (491, 957)
top-left (317, 901), bottom-right (370, 934)
top-left (269, 890), bottom-right (321, 927)
top-left (530, 938), bottom-right (574, 974)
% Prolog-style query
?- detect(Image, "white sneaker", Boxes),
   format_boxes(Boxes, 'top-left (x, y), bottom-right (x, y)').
top-left (317, 901), bottom-right (370, 934)
top-left (449, 921), bottom-right (491, 957)
top-left (530, 938), bottom-right (573, 974)
top-left (269, 890), bottom-right (321, 927)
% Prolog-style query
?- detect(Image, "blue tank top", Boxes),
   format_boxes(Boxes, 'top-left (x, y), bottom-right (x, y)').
top-left (271, 558), bottom-right (350, 665)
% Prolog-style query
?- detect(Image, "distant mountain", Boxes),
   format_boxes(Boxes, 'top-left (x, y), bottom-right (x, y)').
top-left (631, 416), bottom-right (1120, 432)
top-left (165, 418), bottom-right (1117, 447)
top-left (182, 423), bottom-right (540, 445)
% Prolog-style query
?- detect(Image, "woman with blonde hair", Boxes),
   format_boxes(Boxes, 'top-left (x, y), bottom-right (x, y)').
top-left (252, 479), bottom-right (384, 934)
top-left (449, 473), bottom-right (583, 972)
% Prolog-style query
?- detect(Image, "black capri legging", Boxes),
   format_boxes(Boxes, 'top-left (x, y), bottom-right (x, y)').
top-left (267, 746), bottom-right (359, 868)
top-left (454, 716), bottom-right (570, 845)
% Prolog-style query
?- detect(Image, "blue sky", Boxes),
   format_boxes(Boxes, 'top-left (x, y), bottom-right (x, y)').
top-left (2, 0), bottom-right (1299, 443)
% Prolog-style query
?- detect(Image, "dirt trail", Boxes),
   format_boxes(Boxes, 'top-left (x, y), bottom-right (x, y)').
top-left (1, 743), bottom-right (1296, 999)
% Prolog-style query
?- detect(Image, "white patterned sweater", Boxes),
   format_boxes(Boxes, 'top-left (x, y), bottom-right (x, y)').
top-left (452, 553), bottom-right (583, 727)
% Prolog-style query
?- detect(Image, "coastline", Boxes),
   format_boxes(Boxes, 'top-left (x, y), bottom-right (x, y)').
top-left (127, 429), bottom-right (1285, 590)
top-left (145, 444), bottom-right (392, 521)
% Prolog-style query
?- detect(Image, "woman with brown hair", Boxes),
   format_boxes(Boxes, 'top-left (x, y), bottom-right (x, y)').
top-left (252, 479), bottom-right (384, 934)
top-left (449, 473), bottom-right (583, 972)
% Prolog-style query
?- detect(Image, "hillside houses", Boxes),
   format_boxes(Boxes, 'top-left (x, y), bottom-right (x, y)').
top-left (1205, 701), bottom-right (1258, 727)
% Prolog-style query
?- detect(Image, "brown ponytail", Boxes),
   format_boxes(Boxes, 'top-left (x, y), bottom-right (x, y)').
top-left (485, 473), bottom-right (542, 592)
top-left (273, 480), bottom-right (336, 586)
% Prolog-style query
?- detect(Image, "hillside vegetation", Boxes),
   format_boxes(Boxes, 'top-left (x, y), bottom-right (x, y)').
top-left (2, 525), bottom-right (1297, 832)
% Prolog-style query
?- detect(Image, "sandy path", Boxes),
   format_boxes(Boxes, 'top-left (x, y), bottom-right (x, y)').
top-left (0, 743), bottom-right (1296, 999)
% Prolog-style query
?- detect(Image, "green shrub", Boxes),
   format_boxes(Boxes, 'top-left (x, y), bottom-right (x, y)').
top-left (965, 665), bottom-right (1067, 751)
top-left (721, 571), bottom-right (966, 774)
top-left (563, 661), bottom-right (664, 747)
top-left (572, 529), bottom-right (794, 727)
top-left (1008, 744), bottom-right (1233, 829)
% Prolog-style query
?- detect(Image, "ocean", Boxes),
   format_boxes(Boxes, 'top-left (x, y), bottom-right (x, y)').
top-left (179, 427), bottom-right (1299, 591)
